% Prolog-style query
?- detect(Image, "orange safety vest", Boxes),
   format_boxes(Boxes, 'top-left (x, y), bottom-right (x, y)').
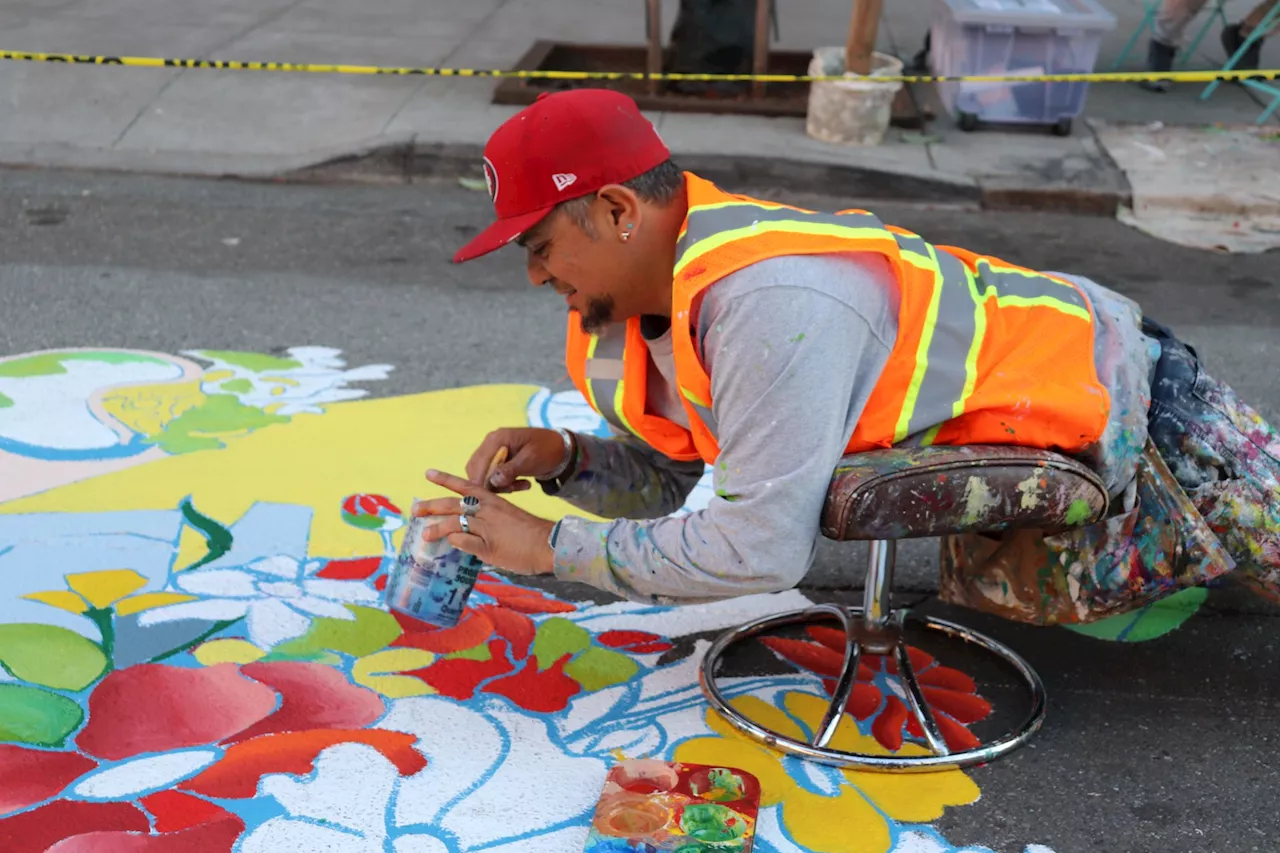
top-left (565, 172), bottom-right (1110, 465)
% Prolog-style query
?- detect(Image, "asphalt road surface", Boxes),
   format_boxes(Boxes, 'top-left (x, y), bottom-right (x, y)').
top-left (2, 168), bottom-right (1278, 853)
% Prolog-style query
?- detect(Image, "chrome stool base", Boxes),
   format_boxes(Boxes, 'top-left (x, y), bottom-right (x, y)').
top-left (697, 542), bottom-right (1047, 773)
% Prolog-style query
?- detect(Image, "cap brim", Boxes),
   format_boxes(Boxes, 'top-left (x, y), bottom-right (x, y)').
top-left (452, 207), bottom-right (553, 264)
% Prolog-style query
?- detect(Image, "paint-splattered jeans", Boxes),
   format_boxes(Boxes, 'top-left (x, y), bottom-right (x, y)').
top-left (941, 321), bottom-right (1280, 623)
top-left (1144, 319), bottom-right (1280, 602)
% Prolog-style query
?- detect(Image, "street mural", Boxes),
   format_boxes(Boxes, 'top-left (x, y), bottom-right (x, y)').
top-left (0, 346), bottom-right (1197, 852)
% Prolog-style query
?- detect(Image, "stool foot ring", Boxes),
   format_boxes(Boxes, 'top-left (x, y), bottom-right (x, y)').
top-left (698, 605), bottom-right (1047, 772)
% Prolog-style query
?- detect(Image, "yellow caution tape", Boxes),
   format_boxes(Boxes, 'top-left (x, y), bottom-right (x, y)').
top-left (1, 49), bottom-right (1278, 84)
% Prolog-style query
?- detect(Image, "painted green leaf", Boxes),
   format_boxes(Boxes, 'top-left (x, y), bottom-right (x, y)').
top-left (1065, 587), bottom-right (1208, 643)
top-left (564, 645), bottom-right (638, 692)
top-left (272, 606), bottom-right (401, 659)
top-left (220, 378), bottom-right (253, 394)
top-left (446, 643), bottom-right (493, 662)
top-left (531, 618), bottom-right (590, 672)
top-left (0, 684), bottom-right (84, 746)
top-left (0, 624), bottom-right (107, 691)
top-left (343, 513), bottom-right (388, 531)
top-left (0, 392), bottom-right (12, 409)
top-left (194, 351), bottom-right (302, 372)
top-left (179, 498), bottom-right (234, 572)
top-left (150, 394), bottom-right (289, 454)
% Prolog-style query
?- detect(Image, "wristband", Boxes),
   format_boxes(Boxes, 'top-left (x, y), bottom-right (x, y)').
top-left (543, 428), bottom-right (577, 481)
top-left (538, 429), bottom-right (578, 495)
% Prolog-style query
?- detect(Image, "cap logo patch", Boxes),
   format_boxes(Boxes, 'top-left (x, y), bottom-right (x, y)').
top-left (552, 173), bottom-right (578, 192)
top-left (482, 156), bottom-right (499, 202)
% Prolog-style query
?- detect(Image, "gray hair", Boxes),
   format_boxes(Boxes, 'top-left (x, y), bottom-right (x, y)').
top-left (555, 159), bottom-right (683, 237)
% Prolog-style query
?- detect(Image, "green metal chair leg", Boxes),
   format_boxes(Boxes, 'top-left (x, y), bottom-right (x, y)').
top-left (1112, 0), bottom-right (1161, 69)
top-left (1178, 0), bottom-right (1231, 67)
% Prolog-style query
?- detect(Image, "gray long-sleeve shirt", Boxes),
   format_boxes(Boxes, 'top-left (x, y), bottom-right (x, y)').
top-left (549, 252), bottom-right (1155, 605)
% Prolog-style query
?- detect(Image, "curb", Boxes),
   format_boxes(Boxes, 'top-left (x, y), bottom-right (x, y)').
top-left (977, 176), bottom-right (1131, 217)
top-left (292, 139), bottom-right (1132, 217)
top-left (294, 140), bottom-right (985, 206)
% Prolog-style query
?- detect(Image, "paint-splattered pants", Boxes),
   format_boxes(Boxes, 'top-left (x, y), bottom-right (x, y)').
top-left (940, 321), bottom-right (1280, 624)
top-left (1144, 319), bottom-right (1280, 602)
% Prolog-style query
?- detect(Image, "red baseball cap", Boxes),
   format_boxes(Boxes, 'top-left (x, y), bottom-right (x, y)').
top-left (453, 88), bottom-right (671, 264)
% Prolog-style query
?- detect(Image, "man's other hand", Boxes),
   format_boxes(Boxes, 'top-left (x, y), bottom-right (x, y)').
top-left (466, 427), bottom-right (570, 492)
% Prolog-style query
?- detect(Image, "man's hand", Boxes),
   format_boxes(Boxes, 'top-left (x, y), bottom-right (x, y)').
top-left (415, 469), bottom-right (557, 576)
top-left (465, 428), bottom-right (571, 492)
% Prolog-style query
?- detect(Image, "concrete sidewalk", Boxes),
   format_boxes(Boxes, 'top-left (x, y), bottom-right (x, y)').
top-left (1, 0), bottom-right (1277, 211)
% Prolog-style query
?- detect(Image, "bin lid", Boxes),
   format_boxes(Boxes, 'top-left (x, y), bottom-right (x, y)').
top-left (939, 0), bottom-right (1117, 30)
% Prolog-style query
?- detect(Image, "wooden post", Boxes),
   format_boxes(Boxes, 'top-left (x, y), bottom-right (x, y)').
top-left (752, 0), bottom-right (770, 98)
top-left (646, 0), bottom-right (662, 96)
top-left (844, 0), bottom-right (883, 76)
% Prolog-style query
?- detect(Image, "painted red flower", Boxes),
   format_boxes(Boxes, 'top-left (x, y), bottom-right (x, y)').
top-left (316, 559), bottom-right (667, 714)
top-left (0, 662), bottom-right (427, 853)
top-left (761, 625), bottom-right (993, 752)
top-left (597, 630), bottom-right (675, 655)
top-left (341, 493), bottom-right (404, 532)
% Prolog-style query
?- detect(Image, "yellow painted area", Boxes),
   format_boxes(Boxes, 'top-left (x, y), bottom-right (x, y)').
top-left (352, 648), bottom-right (437, 698)
top-left (99, 380), bottom-right (206, 439)
top-left (0, 384), bottom-right (598, 561)
top-left (65, 569), bottom-right (147, 608)
top-left (193, 638), bottom-right (268, 666)
top-left (22, 590), bottom-right (89, 614)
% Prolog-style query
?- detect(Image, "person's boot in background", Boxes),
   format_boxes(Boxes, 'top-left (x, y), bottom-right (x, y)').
top-left (1220, 22), bottom-right (1264, 70)
top-left (1141, 38), bottom-right (1179, 91)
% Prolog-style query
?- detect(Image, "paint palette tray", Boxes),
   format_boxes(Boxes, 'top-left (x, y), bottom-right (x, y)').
top-left (583, 759), bottom-right (761, 852)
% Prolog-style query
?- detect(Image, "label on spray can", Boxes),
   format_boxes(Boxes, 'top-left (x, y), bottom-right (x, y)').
top-left (383, 514), bottom-right (482, 628)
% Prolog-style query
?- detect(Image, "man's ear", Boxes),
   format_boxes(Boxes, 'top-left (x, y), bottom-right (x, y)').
top-left (595, 184), bottom-right (643, 232)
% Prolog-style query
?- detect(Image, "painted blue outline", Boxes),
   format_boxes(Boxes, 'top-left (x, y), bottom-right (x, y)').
top-left (0, 432), bottom-right (152, 461)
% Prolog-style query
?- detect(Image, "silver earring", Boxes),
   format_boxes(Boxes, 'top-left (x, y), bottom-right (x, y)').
top-left (620, 231), bottom-right (631, 241)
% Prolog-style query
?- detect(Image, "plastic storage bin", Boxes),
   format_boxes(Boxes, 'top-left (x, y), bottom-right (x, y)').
top-left (930, 0), bottom-right (1116, 135)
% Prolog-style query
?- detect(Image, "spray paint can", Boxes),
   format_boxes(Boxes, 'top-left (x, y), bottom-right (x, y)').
top-left (383, 512), bottom-right (483, 628)
top-left (383, 446), bottom-right (508, 628)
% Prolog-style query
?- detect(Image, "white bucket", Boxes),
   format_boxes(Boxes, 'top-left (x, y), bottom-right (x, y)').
top-left (804, 47), bottom-right (904, 147)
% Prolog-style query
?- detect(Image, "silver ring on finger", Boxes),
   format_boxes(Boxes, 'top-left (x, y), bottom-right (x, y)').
top-left (461, 495), bottom-right (481, 517)
top-left (458, 514), bottom-right (471, 535)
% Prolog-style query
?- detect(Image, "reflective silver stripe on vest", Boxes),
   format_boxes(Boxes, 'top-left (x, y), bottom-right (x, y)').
top-left (891, 230), bottom-right (931, 267)
top-left (901, 246), bottom-right (980, 438)
top-left (681, 390), bottom-right (718, 440)
top-left (969, 257), bottom-right (1090, 316)
top-left (584, 359), bottom-right (625, 381)
top-left (676, 204), bottom-right (887, 269)
top-left (584, 324), bottom-right (631, 436)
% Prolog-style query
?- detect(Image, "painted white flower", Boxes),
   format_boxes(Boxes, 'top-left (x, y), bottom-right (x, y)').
top-left (240, 697), bottom-right (605, 853)
top-left (184, 345), bottom-right (392, 417)
top-left (138, 555), bottom-right (380, 649)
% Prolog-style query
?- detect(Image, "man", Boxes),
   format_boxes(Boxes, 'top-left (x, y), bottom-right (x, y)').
top-left (1142, 0), bottom-right (1277, 92)
top-left (416, 89), bottom-right (1280, 614)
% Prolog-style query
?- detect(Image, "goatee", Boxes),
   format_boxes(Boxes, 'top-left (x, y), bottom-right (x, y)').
top-left (579, 295), bottom-right (617, 334)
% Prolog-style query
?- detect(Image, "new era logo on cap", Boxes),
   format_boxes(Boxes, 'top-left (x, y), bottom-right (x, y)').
top-left (452, 89), bottom-right (671, 264)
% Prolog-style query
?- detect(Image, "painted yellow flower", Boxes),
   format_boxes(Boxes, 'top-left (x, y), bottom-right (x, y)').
top-left (673, 690), bottom-right (980, 853)
top-left (24, 569), bottom-right (195, 616)
top-left (193, 639), bottom-right (437, 699)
